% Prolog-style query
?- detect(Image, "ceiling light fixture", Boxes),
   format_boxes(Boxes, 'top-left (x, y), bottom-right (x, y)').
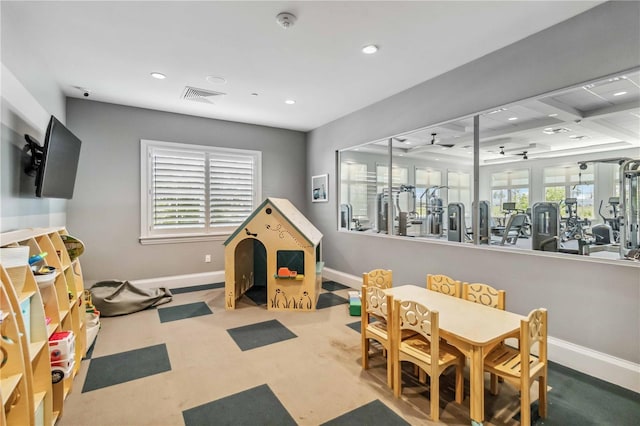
top-left (251, 93), bottom-right (259, 96)
top-left (613, 91), bottom-right (627, 96)
top-left (362, 44), bottom-right (378, 54)
top-left (508, 117), bottom-right (518, 121)
top-left (548, 113), bottom-right (558, 117)
top-left (206, 76), bottom-right (227, 84)
top-left (285, 99), bottom-right (296, 105)
top-left (150, 72), bottom-right (166, 79)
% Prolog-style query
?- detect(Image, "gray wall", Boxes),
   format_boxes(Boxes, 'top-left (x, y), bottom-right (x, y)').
top-left (307, 1), bottom-right (640, 363)
top-left (66, 99), bottom-right (306, 282)
top-left (1, 1), bottom-right (69, 231)
top-left (0, 65), bottom-right (67, 232)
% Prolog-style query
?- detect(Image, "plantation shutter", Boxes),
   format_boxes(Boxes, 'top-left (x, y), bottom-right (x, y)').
top-left (151, 148), bottom-right (206, 230)
top-left (209, 153), bottom-right (255, 227)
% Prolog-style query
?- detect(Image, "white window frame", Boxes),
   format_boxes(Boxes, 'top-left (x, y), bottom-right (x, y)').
top-left (140, 139), bottom-right (262, 244)
top-left (490, 169), bottom-right (530, 216)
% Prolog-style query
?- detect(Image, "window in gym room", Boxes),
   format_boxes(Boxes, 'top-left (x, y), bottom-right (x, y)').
top-left (140, 139), bottom-right (262, 243)
top-left (376, 163), bottom-right (408, 194)
top-left (447, 170), bottom-right (472, 214)
top-left (490, 169), bottom-right (530, 218)
top-left (415, 167), bottom-right (442, 217)
top-left (340, 161), bottom-right (374, 225)
top-left (543, 164), bottom-right (595, 220)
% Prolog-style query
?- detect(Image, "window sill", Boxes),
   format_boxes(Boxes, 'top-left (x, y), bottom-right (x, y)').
top-left (139, 233), bottom-right (229, 245)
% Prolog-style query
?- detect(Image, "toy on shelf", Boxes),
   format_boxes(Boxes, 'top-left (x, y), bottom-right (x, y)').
top-left (61, 234), bottom-right (85, 261)
top-left (49, 331), bottom-right (75, 383)
top-left (28, 251), bottom-right (48, 265)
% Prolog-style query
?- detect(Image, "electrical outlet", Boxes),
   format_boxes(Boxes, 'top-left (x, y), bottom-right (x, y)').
top-left (205, 254), bottom-right (211, 263)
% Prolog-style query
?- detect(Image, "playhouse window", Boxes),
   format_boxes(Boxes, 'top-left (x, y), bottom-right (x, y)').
top-left (276, 250), bottom-right (305, 277)
top-left (140, 139), bottom-right (262, 243)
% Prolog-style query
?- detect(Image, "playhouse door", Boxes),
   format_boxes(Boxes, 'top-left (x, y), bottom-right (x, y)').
top-left (235, 238), bottom-right (267, 306)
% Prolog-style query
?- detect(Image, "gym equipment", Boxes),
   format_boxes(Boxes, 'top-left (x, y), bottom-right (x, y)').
top-left (422, 186), bottom-right (447, 237)
top-left (478, 201), bottom-right (490, 244)
top-left (375, 185), bottom-right (417, 235)
top-left (396, 185), bottom-right (417, 236)
top-left (620, 159), bottom-right (640, 259)
top-left (447, 203), bottom-right (465, 242)
top-left (531, 202), bottom-right (560, 252)
top-left (375, 190), bottom-right (391, 233)
top-left (560, 198), bottom-right (590, 242)
top-left (491, 213), bottom-right (528, 246)
top-left (592, 197), bottom-right (619, 245)
top-left (340, 203), bottom-right (352, 230)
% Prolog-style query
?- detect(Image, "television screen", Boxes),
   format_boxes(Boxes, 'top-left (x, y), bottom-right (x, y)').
top-left (35, 116), bottom-right (82, 199)
top-left (502, 202), bottom-right (516, 211)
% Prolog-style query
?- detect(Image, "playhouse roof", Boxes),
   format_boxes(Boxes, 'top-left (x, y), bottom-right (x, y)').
top-left (223, 197), bottom-right (322, 247)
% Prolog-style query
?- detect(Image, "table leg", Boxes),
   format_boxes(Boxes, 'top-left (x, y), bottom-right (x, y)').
top-left (469, 345), bottom-right (485, 424)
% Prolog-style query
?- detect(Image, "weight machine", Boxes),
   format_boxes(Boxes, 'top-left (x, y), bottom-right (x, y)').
top-left (421, 185), bottom-right (447, 237)
top-left (620, 159), bottom-right (640, 260)
top-left (375, 185), bottom-right (418, 235)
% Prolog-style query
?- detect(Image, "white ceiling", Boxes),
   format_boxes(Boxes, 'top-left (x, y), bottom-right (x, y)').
top-left (362, 69), bottom-right (640, 164)
top-left (1, 1), bottom-right (605, 132)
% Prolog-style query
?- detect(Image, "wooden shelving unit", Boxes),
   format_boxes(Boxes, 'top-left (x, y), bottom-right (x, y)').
top-left (1, 227), bottom-right (86, 426)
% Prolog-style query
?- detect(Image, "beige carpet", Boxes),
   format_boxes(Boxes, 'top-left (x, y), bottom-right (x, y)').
top-left (58, 283), bottom-right (532, 426)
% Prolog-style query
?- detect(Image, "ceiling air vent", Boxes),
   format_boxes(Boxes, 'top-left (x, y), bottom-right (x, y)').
top-left (182, 86), bottom-right (226, 104)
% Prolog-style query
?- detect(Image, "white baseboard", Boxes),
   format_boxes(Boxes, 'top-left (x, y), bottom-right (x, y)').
top-left (322, 267), bottom-right (361, 289)
top-left (548, 336), bottom-right (639, 393)
top-left (323, 267), bottom-right (640, 393)
top-left (108, 267), bottom-right (639, 393)
top-left (129, 271), bottom-right (225, 290)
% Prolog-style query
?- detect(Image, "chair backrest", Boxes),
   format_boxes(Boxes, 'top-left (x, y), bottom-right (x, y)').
top-left (363, 269), bottom-right (392, 289)
top-left (520, 308), bottom-right (548, 377)
top-left (462, 283), bottom-right (506, 310)
top-left (394, 300), bottom-right (440, 367)
top-left (363, 285), bottom-right (389, 321)
top-left (426, 274), bottom-right (462, 297)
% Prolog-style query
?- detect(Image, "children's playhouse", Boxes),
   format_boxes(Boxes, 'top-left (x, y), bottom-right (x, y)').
top-left (223, 198), bottom-right (323, 311)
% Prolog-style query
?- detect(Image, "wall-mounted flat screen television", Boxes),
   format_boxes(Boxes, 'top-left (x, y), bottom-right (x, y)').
top-left (25, 116), bottom-right (82, 199)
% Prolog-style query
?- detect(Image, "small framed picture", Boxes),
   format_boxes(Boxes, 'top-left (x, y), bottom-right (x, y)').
top-left (311, 174), bottom-right (328, 203)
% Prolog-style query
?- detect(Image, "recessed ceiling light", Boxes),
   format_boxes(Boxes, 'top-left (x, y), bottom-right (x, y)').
top-left (613, 91), bottom-right (627, 96)
top-left (486, 108), bottom-right (508, 115)
top-left (362, 44), bottom-right (378, 54)
top-left (150, 72), bottom-right (166, 79)
top-left (285, 99), bottom-right (296, 105)
top-left (548, 113), bottom-right (558, 117)
top-left (508, 117), bottom-right (518, 121)
top-left (206, 75), bottom-right (227, 84)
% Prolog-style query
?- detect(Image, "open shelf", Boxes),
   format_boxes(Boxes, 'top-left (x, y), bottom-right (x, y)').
top-left (1, 374), bottom-right (23, 405)
top-left (1, 227), bottom-right (87, 425)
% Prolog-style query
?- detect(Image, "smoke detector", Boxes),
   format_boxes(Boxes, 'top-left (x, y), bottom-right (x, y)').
top-left (276, 12), bottom-right (296, 29)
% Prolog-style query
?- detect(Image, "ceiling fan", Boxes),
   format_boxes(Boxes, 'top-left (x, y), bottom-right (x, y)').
top-left (430, 133), bottom-right (455, 148)
top-left (514, 151), bottom-right (529, 160)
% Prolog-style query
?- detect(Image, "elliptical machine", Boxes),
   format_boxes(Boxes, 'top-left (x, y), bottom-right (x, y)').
top-left (592, 197), bottom-right (620, 245)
